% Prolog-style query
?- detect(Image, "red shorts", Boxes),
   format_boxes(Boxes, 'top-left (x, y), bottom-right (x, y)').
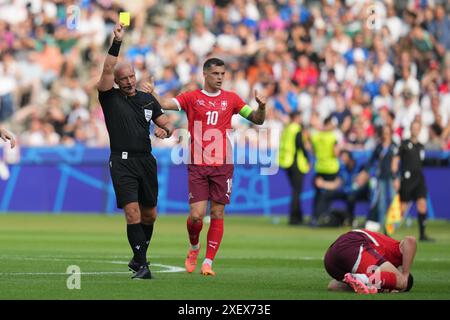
top-left (187, 164), bottom-right (234, 204)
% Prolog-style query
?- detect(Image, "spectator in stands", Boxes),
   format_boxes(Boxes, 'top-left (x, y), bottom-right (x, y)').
top-left (0, 0), bottom-right (447, 159)
top-left (309, 116), bottom-right (340, 226)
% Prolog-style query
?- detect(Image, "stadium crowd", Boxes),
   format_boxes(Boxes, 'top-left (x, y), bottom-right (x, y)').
top-left (0, 0), bottom-right (450, 151)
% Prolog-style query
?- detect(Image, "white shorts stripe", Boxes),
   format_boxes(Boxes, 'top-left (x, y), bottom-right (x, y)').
top-left (351, 244), bottom-right (364, 274)
top-left (352, 229), bottom-right (380, 246)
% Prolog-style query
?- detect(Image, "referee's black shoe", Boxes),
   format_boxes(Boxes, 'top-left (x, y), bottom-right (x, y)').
top-left (128, 258), bottom-right (150, 273)
top-left (128, 258), bottom-right (140, 273)
top-left (132, 264), bottom-right (152, 280)
top-left (419, 235), bottom-right (436, 242)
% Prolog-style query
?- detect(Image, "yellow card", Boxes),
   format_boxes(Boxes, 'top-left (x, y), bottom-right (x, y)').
top-left (119, 12), bottom-right (130, 26)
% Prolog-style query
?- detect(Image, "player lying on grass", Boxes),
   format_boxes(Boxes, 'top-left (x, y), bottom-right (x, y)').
top-left (324, 229), bottom-right (416, 294)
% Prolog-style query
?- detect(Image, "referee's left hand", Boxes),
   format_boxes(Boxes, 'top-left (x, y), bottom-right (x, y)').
top-left (154, 126), bottom-right (168, 139)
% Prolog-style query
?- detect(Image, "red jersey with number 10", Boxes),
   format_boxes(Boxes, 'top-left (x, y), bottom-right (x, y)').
top-left (174, 89), bottom-right (246, 166)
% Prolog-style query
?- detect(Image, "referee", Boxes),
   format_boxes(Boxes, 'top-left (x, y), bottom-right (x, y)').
top-left (392, 120), bottom-right (433, 242)
top-left (97, 23), bottom-right (174, 279)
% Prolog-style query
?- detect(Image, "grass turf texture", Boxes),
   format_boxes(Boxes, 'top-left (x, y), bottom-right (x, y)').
top-left (0, 214), bottom-right (449, 300)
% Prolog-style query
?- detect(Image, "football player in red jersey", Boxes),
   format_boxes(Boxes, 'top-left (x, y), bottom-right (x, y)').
top-left (143, 58), bottom-right (267, 276)
top-left (324, 229), bottom-right (417, 294)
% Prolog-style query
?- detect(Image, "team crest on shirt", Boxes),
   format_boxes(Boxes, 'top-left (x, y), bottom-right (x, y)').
top-left (221, 100), bottom-right (227, 110)
top-left (144, 109), bottom-right (153, 122)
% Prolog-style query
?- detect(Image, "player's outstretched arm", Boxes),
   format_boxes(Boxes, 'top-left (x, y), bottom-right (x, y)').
top-left (0, 128), bottom-right (16, 149)
top-left (244, 90), bottom-right (266, 125)
top-left (141, 78), bottom-right (180, 111)
top-left (399, 236), bottom-right (417, 276)
top-left (97, 23), bottom-right (125, 92)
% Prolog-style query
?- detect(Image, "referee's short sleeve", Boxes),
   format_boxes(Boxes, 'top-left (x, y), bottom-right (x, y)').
top-left (151, 95), bottom-right (164, 120)
top-left (98, 88), bottom-right (115, 109)
top-left (98, 88), bottom-right (114, 96)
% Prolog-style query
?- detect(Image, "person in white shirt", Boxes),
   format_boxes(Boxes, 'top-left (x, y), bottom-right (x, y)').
top-left (394, 67), bottom-right (420, 98)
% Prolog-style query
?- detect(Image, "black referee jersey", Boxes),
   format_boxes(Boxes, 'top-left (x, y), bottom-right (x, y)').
top-left (397, 139), bottom-right (425, 178)
top-left (396, 139), bottom-right (428, 201)
top-left (98, 88), bottom-right (164, 153)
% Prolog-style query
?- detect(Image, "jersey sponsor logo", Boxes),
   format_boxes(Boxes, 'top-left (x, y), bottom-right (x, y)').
top-left (144, 109), bottom-right (153, 122)
top-left (208, 101), bottom-right (216, 108)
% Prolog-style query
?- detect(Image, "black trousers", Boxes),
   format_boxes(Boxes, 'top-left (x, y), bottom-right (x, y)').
top-left (285, 164), bottom-right (304, 224)
top-left (313, 183), bottom-right (369, 224)
top-left (312, 174), bottom-right (338, 222)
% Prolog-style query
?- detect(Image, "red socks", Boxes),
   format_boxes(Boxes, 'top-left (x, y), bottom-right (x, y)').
top-left (370, 271), bottom-right (397, 291)
top-left (187, 217), bottom-right (203, 247)
top-left (205, 219), bottom-right (224, 261)
top-left (379, 272), bottom-right (397, 290)
top-left (187, 217), bottom-right (224, 263)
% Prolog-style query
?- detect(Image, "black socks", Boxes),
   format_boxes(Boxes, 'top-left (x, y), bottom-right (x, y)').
top-left (127, 224), bottom-right (147, 265)
top-left (140, 223), bottom-right (154, 251)
top-left (418, 213), bottom-right (426, 239)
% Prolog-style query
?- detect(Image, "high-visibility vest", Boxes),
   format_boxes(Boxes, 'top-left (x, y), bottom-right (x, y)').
top-left (279, 123), bottom-right (310, 173)
top-left (311, 130), bottom-right (339, 174)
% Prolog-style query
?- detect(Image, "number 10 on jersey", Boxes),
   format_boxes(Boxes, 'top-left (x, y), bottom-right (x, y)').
top-left (206, 111), bottom-right (218, 125)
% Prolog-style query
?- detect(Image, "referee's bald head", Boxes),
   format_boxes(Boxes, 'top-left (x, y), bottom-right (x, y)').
top-left (114, 62), bottom-right (137, 96)
top-left (114, 62), bottom-right (135, 80)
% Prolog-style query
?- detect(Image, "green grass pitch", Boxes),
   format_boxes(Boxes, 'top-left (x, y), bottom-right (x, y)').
top-left (0, 214), bottom-right (449, 300)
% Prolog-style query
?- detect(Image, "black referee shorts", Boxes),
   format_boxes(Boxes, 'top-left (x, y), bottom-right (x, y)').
top-left (109, 152), bottom-right (158, 209)
top-left (399, 173), bottom-right (427, 202)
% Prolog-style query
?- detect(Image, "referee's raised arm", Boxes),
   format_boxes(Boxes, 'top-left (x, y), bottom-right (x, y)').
top-left (97, 23), bottom-right (125, 92)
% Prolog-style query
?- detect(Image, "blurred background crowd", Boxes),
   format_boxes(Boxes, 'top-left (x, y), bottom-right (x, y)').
top-left (0, 0), bottom-right (449, 151)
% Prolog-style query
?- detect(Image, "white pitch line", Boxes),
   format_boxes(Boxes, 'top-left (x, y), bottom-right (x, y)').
top-left (0, 255), bottom-right (186, 275)
top-left (0, 271), bottom-right (131, 276)
top-left (0, 265), bottom-right (185, 276)
top-left (151, 264), bottom-right (185, 273)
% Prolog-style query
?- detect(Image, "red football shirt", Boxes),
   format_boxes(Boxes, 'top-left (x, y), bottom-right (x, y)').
top-left (173, 89), bottom-right (246, 165)
top-left (362, 230), bottom-right (403, 267)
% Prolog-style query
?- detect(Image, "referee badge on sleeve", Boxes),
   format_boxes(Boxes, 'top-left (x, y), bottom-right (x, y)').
top-left (144, 109), bottom-right (153, 122)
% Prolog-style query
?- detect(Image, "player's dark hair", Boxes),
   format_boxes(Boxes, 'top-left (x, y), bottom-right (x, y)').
top-left (405, 273), bottom-right (414, 292)
top-left (203, 58), bottom-right (225, 71)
